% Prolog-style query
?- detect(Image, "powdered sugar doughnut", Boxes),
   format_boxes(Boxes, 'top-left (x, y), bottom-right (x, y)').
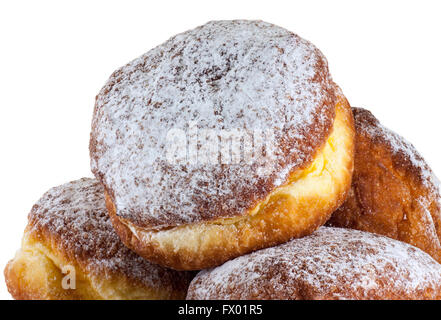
top-left (327, 108), bottom-right (441, 262)
top-left (4, 178), bottom-right (193, 300)
top-left (90, 20), bottom-right (355, 270)
top-left (187, 227), bottom-right (441, 300)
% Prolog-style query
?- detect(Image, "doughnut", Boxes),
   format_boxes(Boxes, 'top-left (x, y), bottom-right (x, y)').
top-left (327, 108), bottom-right (441, 262)
top-left (186, 227), bottom-right (441, 300)
top-left (90, 20), bottom-right (355, 270)
top-left (4, 178), bottom-right (193, 300)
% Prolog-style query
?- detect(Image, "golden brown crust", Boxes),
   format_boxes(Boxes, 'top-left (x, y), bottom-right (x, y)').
top-left (107, 95), bottom-right (355, 270)
top-left (186, 227), bottom-right (441, 300)
top-left (5, 231), bottom-right (103, 300)
top-left (4, 179), bottom-right (193, 300)
top-left (327, 108), bottom-right (441, 262)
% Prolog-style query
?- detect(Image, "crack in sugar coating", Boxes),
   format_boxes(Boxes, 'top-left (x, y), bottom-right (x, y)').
top-left (187, 227), bottom-right (441, 300)
top-left (90, 20), bottom-right (336, 229)
top-left (28, 178), bottom-right (192, 292)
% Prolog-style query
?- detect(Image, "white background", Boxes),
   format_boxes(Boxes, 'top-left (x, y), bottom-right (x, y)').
top-left (1, 0), bottom-right (440, 299)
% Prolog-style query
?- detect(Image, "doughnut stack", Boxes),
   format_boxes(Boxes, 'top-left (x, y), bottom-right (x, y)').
top-left (5, 20), bottom-right (441, 300)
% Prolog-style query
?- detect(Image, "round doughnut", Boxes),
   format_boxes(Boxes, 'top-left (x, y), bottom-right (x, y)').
top-left (90, 20), bottom-right (355, 270)
top-left (4, 178), bottom-right (193, 300)
top-left (186, 227), bottom-right (441, 300)
top-left (327, 108), bottom-right (441, 262)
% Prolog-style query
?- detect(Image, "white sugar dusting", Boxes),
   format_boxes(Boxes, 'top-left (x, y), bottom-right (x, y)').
top-left (29, 178), bottom-right (190, 289)
top-left (90, 20), bottom-right (335, 228)
top-left (188, 227), bottom-right (441, 300)
top-left (354, 108), bottom-right (441, 212)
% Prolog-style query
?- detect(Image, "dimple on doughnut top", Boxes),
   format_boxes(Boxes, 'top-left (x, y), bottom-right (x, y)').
top-left (187, 227), bottom-right (441, 300)
top-left (90, 20), bottom-right (337, 229)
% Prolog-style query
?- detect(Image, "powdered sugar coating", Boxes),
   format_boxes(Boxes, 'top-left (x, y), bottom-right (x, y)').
top-left (28, 178), bottom-right (191, 291)
top-left (187, 227), bottom-right (441, 300)
top-left (327, 108), bottom-right (441, 264)
top-left (90, 20), bottom-right (336, 228)
top-left (354, 108), bottom-right (440, 196)
top-left (353, 107), bottom-right (441, 235)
